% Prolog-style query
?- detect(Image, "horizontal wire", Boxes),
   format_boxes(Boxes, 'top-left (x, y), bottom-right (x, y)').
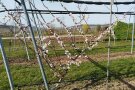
top-left (0, 9), bottom-right (135, 15)
top-left (43, 0), bottom-right (135, 5)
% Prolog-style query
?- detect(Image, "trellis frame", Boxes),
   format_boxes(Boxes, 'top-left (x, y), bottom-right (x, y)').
top-left (0, 0), bottom-right (135, 90)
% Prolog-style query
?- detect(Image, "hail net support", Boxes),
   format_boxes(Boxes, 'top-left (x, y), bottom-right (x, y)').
top-left (0, 0), bottom-right (135, 89)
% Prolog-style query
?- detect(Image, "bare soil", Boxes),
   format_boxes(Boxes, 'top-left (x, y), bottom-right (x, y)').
top-left (0, 51), bottom-right (135, 66)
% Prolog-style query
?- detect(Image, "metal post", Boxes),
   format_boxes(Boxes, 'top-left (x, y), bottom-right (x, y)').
top-left (13, 21), bottom-right (16, 51)
top-left (106, 0), bottom-right (113, 90)
top-left (131, 0), bottom-right (135, 54)
top-left (0, 36), bottom-right (14, 90)
top-left (20, 0), bottom-right (49, 90)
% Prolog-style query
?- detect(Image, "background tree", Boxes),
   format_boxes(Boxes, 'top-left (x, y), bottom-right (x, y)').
top-left (82, 24), bottom-right (90, 34)
top-left (96, 25), bottom-right (101, 32)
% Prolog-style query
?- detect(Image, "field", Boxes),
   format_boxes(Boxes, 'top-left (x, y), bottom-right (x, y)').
top-left (1, 21), bottom-right (135, 90)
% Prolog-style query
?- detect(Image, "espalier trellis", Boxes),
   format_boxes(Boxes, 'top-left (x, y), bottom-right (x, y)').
top-left (0, 0), bottom-right (134, 90)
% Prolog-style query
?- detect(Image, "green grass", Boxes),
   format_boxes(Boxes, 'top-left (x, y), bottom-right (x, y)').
top-left (1, 57), bottom-right (135, 89)
top-left (47, 40), bottom-right (135, 56)
top-left (0, 39), bottom-right (35, 60)
top-left (86, 40), bottom-right (133, 54)
top-left (0, 39), bottom-right (135, 59)
top-left (66, 57), bottom-right (135, 81)
top-left (0, 64), bottom-right (56, 89)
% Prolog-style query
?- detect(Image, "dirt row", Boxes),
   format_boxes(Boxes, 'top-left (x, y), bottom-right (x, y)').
top-left (0, 51), bottom-right (135, 66)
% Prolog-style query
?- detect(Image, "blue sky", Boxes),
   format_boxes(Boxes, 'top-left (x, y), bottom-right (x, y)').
top-left (0, 0), bottom-right (134, 27)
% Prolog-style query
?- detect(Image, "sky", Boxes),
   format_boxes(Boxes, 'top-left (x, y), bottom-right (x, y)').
top-left (0, 0), bottom-right (134, 27)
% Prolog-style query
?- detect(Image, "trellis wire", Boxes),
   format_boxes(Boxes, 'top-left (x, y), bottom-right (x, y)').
top-left (1, 1), bottom-right (118, 87)
top-left (30, 0), bottom-right (69, 82)
top-left (21, 30), bottom-right (30, 60)
top-left (43, 0), bottom-right (135, 5)
top-left (58, 1), bottom-right (91, 49)
top-left (28, 0), bottom-right (43, 46)
top-left (0, 0), bottom-right (135, 89)
top-left (32, 0), bottom-right (71, 86)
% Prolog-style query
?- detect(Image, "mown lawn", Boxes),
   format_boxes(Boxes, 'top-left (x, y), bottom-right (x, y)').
top-left (0, 57), bottom-right (135, 89)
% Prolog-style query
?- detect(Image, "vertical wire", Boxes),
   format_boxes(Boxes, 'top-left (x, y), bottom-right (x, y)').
top-left (28, 0), bottom-right (42, 46)
top-left (21, 30), bottom-right (30, 60)
top-left (126, 14), bottom-right (131, 40)
top-left (131, 0), bottom-right (135, 54)
top-left (19, 14), bottom-right (30, 60)
top-left (13, 1), bottom-right (16, 51)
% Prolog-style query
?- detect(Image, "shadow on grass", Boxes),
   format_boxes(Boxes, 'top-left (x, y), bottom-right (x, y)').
top-left (84, 56), bottom-right (135, 90)
top-left (15, 56), bottom-right (135, 90)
